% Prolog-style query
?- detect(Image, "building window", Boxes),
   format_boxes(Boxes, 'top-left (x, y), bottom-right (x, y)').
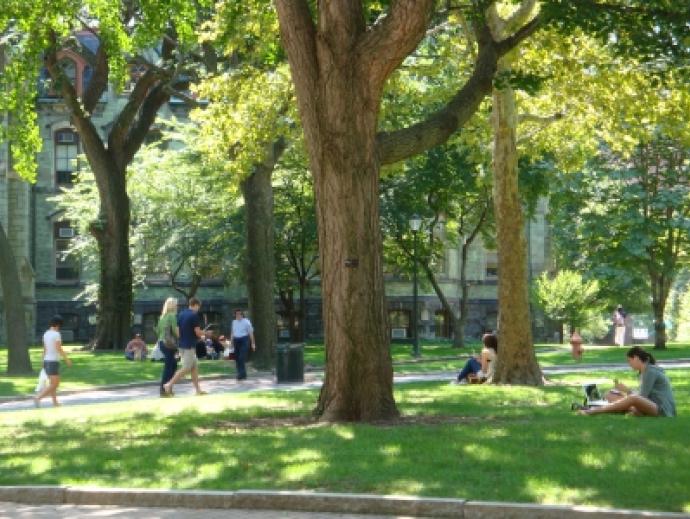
top-left (54, 221), bottom-right (79, 281)
top-left (434, 310), bottom-right (452, 339)
top-left (59, 58), bottom-right (77, 86)
top-left (55, 129), bottom-right (80, 186)
top-left (389, 309), bottom-right (411, 339)
top-left (58, 313), bottom-right (80, 342)
top-left (485, 251), bottom-right (498, 279)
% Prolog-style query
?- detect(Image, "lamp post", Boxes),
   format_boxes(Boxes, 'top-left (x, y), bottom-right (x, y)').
top-left (409, 214), bottom-right (422, 357)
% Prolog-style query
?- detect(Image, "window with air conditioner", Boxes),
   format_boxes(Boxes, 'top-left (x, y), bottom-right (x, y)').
top-left (391, 328), bottom-right (407, 339)
top-left (388, 310), bottom-right (410, 339)
top-left (54, 222), bottom-right (79, 282)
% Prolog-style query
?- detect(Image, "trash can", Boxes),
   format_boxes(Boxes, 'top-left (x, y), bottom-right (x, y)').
top-left (276, 342), bottom-right (304, 383)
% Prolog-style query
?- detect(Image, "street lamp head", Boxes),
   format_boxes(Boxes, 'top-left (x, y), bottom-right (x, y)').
top-left (409, 214), bottom-right (422, 232)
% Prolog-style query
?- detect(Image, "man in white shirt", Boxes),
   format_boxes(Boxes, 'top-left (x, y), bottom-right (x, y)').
top-left (230, 309), bottom-right (255, 380)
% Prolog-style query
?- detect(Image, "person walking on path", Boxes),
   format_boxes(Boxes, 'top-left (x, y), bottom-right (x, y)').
top-left (613, 305), bottom-right (626, 347)
top-left (579, 346), bottom-right (676, 417)
top-left (156, 297), bottom-right (179, 397)
top-left (230, 309), bottom-right (255, 380)
top-left (34, 315), bottom-right (72, 407)
top-left (162, 297), bottom-right (206, 396)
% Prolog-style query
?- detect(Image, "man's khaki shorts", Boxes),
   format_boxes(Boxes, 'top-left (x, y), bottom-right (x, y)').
top-left (180, 348), bottom-right (198, 370)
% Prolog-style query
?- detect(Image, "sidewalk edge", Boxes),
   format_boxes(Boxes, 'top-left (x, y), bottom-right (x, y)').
top-left (0, 486), bottom-right (688, 518)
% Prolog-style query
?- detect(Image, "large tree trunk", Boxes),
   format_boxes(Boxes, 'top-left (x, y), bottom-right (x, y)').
top-left (242, 165), bottom-right (276, 370)
top-left (0, 221), bottom-right (32, 374)
top-left (305, 75), bottom-right (395, 419)
top-left (305, 66), bottom-right (396, 421)
top-left (275, 1), bottom-right (538, 418)
top-left (90, 166), bottom-right (132, 350)
top-left (312, 132), bottom-right (395, 421)
top-left (275, 1), bottom-right (437, 422)
top-left (490, 62), bottom-right (542, 385)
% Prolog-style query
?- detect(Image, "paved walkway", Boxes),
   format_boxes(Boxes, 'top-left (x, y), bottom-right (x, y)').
top-left (0, 502), bottom-right (405, 518)
top-left (2, 360), bottom-right (690, 413)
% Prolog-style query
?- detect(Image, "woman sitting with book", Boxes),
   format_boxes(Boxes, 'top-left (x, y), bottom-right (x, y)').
top-left (579, 346), bottom-right (676, 417)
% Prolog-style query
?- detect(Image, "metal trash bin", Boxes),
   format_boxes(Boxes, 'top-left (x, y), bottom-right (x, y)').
top-left (276, 342), bottom-right (304, 383)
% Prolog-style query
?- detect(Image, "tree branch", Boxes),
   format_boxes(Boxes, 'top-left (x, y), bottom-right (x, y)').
top-left (121, 84), bottom-right (170, 167)
top-left (357, 0), bottom-right (435, 89)
top-left (107, 69), bottom-right (159, 154)
top-left (274, 0), bottom-right (318, 104)
top-left (44, 32), bottom-right (106, 160)
top-left (495, 13), bottom-right (542, 55)
top-left (82, 43), bottom-right (109, 113)
top-left (377, 22), bottom-right (498, 165)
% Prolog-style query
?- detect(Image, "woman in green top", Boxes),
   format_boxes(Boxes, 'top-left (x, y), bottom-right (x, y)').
top-left (157, 297), bottom-right (179, 397)
top-left (580, 346), bottom-right (676, 417)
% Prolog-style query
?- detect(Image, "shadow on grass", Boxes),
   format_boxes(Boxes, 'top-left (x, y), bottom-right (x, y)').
top-left (2, 378), bottom-right (689, 513)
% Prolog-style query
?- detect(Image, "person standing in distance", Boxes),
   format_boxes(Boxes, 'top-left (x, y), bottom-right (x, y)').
top-left (613, 305), bottom-right (626, 347)
top-left (163, 297), bottom-right (206, 396)
top-left (34, 315), bottom-right (72, 407)
top-left (231, 309), bottom-right (255, 380)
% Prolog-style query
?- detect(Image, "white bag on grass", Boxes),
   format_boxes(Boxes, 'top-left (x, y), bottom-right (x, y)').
top-left (35, 368), bottom-right (48, 393)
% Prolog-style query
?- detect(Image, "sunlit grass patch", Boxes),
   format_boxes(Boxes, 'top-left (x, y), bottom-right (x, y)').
top-left (1, 369), bottom-right (690, 512)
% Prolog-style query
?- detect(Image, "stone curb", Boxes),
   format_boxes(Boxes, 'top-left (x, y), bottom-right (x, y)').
top-left (0, 486), bottom-right (687, 518)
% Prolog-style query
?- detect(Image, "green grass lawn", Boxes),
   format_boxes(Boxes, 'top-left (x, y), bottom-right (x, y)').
top-left (2, 341), bottom-right (689, 398)
top-left (0, 347), bottom-right (234, 397)
top-left (2, 367), bottom-right (689, 512)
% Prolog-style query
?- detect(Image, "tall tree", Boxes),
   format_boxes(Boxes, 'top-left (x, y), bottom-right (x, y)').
top-left (0, 222), bottom-right (31, 374)
top-left (52, 123), bottom-right (239, 307)
top-left (380, 144), bottom-right (493, 348)
top-left (550, 139), bottom-right (690, 350)
top-left (488, 1), bottom-right (544, 384)
top-left (0, 48), bottom-right (31, 373)
top-left (192, 2), bottom-right (294, 368)
top-left (1, 1), bottom-right (211, 349)
top-left (275, 1), bottom-right (539, 420)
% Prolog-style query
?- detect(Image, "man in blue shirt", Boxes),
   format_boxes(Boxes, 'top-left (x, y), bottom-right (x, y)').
top-left (163, 297), bottom-right (206, 396)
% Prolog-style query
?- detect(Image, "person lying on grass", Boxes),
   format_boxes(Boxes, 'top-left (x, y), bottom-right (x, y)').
top-left (579, 346), bottom-right (676, 417)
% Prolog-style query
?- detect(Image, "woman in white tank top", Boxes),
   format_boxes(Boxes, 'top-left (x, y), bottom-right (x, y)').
top-left (34, 315), bottom-right (72, 407)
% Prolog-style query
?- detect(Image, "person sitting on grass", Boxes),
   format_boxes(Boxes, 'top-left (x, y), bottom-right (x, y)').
top-left (579, 346), bottom-right (676, 417)
top-left (455, 333), bottom-right (497, 384)
top-left (124, 333), bottom-right (147, 361)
